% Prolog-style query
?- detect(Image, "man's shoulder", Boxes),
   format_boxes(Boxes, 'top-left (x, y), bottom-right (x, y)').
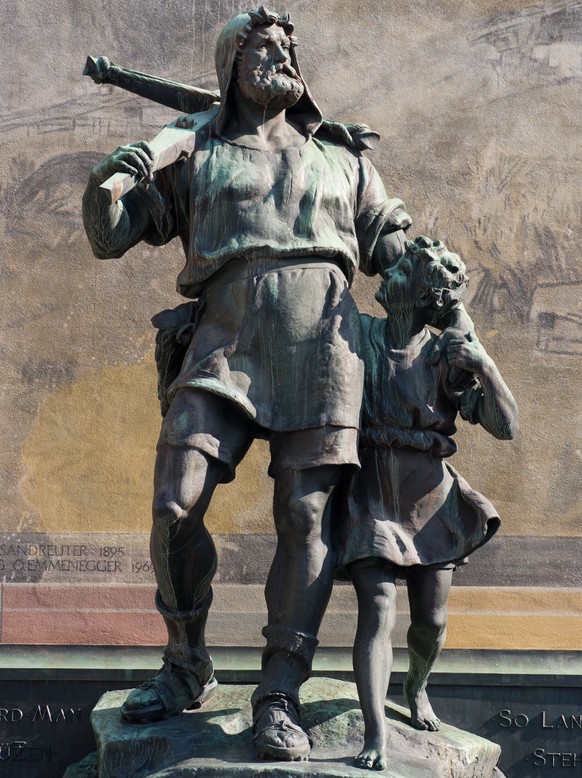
top-left (192, 120), bottom-right (217, 151)
top-left (310, 133), bottom-right (363, 173)
top-left (313, 129), bottom-right (361, 157)
top-left (315, 120), bottom-right (380, 153)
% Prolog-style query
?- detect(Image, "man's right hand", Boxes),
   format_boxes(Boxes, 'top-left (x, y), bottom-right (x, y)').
top-left (89, 141), bottom-right (154, 185)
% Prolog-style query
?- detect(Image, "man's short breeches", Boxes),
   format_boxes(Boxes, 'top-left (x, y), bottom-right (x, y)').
top-left (158, 388), bottom-right (358, 480)
top-left (157, 257), bottom-right (364, 479)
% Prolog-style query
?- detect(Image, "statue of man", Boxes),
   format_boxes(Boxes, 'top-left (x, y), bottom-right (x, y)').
top-left (82, 6), bottom-right (411, 762)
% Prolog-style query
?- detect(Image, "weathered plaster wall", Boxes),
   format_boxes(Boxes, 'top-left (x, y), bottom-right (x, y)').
top-left (0, 0), bottom-right (580, 650)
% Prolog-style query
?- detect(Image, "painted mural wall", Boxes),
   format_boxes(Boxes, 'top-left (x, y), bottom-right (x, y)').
top-left (0, 0), bottom-right (580, 651)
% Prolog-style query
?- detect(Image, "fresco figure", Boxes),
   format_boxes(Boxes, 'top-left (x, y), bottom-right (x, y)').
top-left (334, 237), bottom-right (519, 770)
top-left (81, 6), bottom-right (418, 761)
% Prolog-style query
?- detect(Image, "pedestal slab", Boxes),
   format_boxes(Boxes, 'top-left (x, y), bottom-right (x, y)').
top-left (66, 678), bottom-right (504, 777)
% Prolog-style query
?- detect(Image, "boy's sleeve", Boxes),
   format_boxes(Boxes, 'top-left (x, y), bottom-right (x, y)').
top-left (444, 368), bottom-right (484, 425)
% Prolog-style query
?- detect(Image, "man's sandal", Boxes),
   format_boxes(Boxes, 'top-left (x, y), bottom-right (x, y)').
top-left (120, 659), bottom-right (217, 723)
top-left (253, 694), bottom-right (311, 761)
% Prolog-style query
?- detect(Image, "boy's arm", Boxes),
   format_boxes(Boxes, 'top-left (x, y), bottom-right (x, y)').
top-left (427, 303), bottom-right (474, 367)
top-left (446, 332), bottom-right (519, 440)
top-left (437, 302), bottom-right (473, 334)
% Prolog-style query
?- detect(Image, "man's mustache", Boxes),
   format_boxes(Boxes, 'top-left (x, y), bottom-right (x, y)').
top-left (260, 63), bottom-right (299, 81)
top-left (276, 63), bottom-right (299, 79)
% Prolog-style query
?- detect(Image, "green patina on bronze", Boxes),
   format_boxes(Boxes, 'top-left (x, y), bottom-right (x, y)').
top-left (82, 6), bottom-right (516, 771)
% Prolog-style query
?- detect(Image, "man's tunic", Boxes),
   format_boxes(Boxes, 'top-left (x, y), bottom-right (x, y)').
top-left (134, 132), bottom-right (410, 440)
top-left (138, 132), bottom-right (409, 297)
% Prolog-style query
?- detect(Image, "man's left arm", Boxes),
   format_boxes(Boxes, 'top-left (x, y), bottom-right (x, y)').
top-left (355, 157), bottom-right (474, 334)
top-left (355, 156), bottom-right (412, 277)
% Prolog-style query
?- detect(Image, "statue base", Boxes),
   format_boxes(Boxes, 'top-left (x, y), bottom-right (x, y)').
top-left (64, 678), bottom-right (505, 778)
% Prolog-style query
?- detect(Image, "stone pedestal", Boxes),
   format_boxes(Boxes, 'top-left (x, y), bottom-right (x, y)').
top-left (65, 678), bottom-right (504, 777)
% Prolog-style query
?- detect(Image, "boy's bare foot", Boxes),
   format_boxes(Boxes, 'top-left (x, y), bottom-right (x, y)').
top-left (354, 735), bottom-right (387, 771)
top-left (404, 680), bottom-right (441, 731)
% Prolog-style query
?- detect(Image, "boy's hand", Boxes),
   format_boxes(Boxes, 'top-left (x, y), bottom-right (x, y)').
top-left (428, 327), bottom-right (467, 366)
top-left (446, 332), bottom-right (491, 374)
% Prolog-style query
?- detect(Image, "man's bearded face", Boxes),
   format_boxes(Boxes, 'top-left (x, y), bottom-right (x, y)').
top-left (237, 24), bottom-right (304, 109)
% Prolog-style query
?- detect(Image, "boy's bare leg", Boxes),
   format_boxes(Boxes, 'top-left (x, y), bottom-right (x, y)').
top-left (404, 567), bottom-right (453, 731)
top-left (351, 565), bottom-right (397, 771)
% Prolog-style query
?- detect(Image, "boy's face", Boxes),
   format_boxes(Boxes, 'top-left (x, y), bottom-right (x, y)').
top-left (375, 254), bottom-right (417, 310)
top-left (376, 248), bottom-right (467, 319)
top-left (426, 250), bottom-right (466, 288)
top-left (417, 250), bottom-right (468, 321)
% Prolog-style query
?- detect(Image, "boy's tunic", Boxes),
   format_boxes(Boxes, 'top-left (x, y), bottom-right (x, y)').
top-left (335, 315), bottom-right (500, 576)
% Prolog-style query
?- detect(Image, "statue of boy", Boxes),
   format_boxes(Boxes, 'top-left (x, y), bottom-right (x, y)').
top-left (82, 6), bottom-right (415, 761)
top-left (334, 237), bottom-right (519, 770)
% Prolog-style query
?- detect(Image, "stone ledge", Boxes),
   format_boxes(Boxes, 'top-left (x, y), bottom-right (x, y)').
top-left (72, 678), bottom-right (503, 778)
top-left (1, 645), bottom-right (581, 685)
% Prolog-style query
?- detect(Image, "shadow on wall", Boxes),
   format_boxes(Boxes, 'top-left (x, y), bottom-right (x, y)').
top-left (3, 152), bottom-right (102, 244)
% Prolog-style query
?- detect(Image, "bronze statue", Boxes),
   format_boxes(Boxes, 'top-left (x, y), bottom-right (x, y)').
top-left (82, 6), bottom-right (473, 764)
top-left (334, 237), bottom-right (519, 770)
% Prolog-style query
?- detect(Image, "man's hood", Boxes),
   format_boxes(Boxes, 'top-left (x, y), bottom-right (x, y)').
top-left (213, 8), bottom-right (322, 136)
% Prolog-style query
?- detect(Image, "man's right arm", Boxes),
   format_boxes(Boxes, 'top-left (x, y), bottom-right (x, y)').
top-left (82, 141), bottom-right (155, 259)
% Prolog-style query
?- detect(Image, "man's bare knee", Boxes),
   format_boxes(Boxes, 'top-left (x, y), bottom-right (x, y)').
top-left (274, 490), bottom-right (328, 544)
top-left (153, 446), bottom-right (222, 527)
top-left (273, 466), bottom-right (339, 544)
top-left (152, 498), bottom-right (191, 531)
